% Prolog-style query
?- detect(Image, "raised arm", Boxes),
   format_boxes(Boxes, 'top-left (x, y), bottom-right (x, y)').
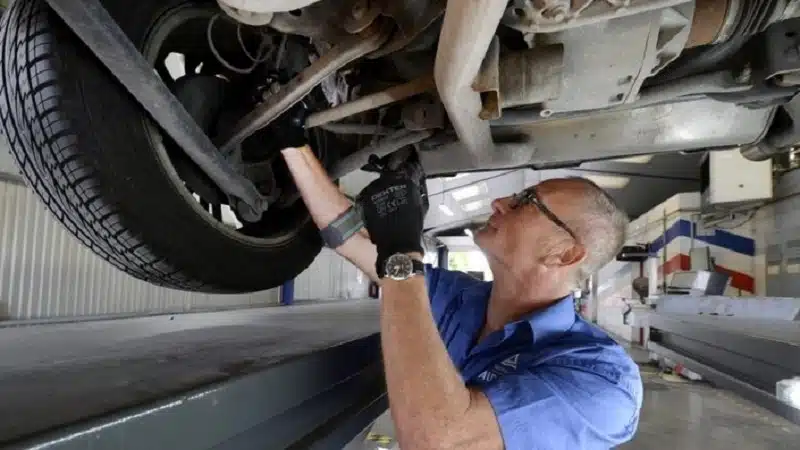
top-left (280, 144), bottom-right (379, 282)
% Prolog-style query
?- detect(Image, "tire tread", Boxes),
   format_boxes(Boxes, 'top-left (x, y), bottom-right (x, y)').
top-left (1, 0), bottom-right (211, 290)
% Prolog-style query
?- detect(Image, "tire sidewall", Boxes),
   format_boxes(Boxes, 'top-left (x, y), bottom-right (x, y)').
top-left (3, 0), bottom-right (324, 292)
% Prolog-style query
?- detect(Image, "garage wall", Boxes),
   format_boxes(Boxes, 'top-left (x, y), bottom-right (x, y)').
top-left (753, 169), bottom-right (800, 297)
top-left (596, 169), bottom-right (800, 342)
top-left (596, 192), bottom-right (757, 341)
top-left (294, 249), bottom-right (370, 301)
top-left (0, 180), bottom-right (279, 321)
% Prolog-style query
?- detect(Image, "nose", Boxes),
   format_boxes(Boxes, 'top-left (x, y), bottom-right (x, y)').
top-left (491, 196), bottom-right (513, 215)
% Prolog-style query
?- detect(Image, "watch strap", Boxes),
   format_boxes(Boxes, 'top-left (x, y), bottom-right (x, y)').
top-left (319, 205), bottom-right (364, 248)
top-left (411, 259), bottom-right (425, 275)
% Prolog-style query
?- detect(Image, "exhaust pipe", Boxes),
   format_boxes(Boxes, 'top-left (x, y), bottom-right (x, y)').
top-left (434, 0), bottom-right (507, 164)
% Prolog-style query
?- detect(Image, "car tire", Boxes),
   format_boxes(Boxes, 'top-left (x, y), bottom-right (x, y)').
top-left (0, 0), bottom-right (327, 293)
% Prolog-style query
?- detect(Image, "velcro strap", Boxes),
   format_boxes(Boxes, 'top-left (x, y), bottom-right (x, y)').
top-left (319, 205), bottom-right (364, 248)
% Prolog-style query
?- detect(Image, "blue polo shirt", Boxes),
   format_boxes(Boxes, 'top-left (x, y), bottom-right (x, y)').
top-left (426, 266), bottom-right (642, 449)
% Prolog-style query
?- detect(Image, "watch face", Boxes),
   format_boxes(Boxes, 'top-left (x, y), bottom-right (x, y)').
top-left (385, 254), bottom-right (414, 280)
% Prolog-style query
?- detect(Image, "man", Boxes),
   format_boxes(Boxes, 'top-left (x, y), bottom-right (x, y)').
top-left (278, 126), bottom-right (642, 449)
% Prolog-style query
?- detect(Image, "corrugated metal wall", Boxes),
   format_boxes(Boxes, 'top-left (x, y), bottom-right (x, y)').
top-left (0, 180), bottom-right (278, 320)
top-left (294, 249), bottom-right (369, 301)
top-left (753, 169), bottom-right (800, 297)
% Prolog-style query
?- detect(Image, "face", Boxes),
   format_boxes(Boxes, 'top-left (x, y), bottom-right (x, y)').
top-left (474, 179), bottom-right (585, 278)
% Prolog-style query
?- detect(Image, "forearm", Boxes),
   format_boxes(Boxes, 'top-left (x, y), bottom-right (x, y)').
top-left (281, 145), bottom-right (352, 226)
top-left (381, 276), bottom-right (474, 448)
top-left (281, 145), bottom-right (379, 281)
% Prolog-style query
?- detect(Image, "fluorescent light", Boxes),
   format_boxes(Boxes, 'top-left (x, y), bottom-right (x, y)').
top-left (444, 173), bottom-right (469, 181)
top-left (583, 174), bottom-right (630, 189)
top-left (614, 155), bottom-right (653, 164)
top-left (451, 185), bottom-right (481, 201)
top-left (462, 200), bottom-right (485, 212)
top-left (438, 204), bottom-right (454, 216)
top-left (464, 229), bottom-right (474, 238)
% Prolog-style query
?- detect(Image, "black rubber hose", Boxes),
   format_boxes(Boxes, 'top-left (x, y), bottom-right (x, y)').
top-left (643, 35), bottom-right (749, 87)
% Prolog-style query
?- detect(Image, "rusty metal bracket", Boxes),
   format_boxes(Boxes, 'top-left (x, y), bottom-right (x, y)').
top-left (305, 75), bottom-right (436, 129)
top-left (221, 21), bottom-right (393, 153)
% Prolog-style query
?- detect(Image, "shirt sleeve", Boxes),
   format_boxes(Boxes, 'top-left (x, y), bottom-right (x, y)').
top-left (481, 365), bottom-right (640, 450)
top-left (424, 265), bottom-right (453, 324)
top-left (424, 264), bottom-right (441, 296)
top-left (424, 265), bottom-right (485, 324)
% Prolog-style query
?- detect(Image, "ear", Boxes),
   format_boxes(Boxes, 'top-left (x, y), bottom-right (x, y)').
top-left (560, 243), bottom-right (586, 268)
top-left (542, 242), bottom-right (586, 268)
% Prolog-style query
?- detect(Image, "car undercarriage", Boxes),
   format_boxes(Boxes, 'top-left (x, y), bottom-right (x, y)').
top-left (1, 0), bottom-right (799, 292)
top-left (207, 0), bottom-right (800, 176)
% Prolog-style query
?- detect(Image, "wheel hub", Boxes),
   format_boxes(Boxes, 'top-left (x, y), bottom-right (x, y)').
top-left (141, 4), bottom-right (314, 239)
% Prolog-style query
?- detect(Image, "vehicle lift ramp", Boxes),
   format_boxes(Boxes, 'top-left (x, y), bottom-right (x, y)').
top-left (646, 295), bottom-right (800, 426)
top-left (0, 2), bottom-right (387, 447)
top-left (0, 301), bottom-right (386, 449)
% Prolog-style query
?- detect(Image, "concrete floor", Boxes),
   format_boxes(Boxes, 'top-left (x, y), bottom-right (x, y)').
top-left (622, 365), bottom-right (800, 449)
top-left (4, 303), bottom-right (799, 448)
top-left (354, 345), bottom-right (800, 450)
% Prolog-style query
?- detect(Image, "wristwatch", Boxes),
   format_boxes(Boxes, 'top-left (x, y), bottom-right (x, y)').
top-left (381, 253), bottom-right (425, 280)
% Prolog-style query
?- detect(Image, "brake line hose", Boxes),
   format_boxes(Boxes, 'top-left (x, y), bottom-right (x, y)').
top-left (206, 13), bottom-right (273, 75)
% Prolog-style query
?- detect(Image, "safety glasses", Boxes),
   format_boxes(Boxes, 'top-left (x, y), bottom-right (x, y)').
top-left (510, 187), bottom-right (579, 242)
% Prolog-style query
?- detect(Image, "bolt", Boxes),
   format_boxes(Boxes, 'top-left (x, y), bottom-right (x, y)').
top-left (785, 44), bottom-right (800, 63)
top-left (261, 84), bottom-right (281, 101)
top-left (352, 0), bottom-right (369, 19)
top-left (541, 6), bottom-right (567, 22)
top-left (235, 198), bottom-right (266, 222)
top-left (736, 65), bottom-right (752, 84)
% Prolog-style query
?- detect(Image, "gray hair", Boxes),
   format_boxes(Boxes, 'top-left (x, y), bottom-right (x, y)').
top-left (565, 177), bottom-right (629, 284)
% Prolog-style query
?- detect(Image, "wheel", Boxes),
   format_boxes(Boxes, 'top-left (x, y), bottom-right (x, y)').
top-left (0, 0), bottom-right (332, 293)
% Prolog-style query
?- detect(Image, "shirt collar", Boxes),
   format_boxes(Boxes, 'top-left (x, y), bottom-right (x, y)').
top-left (462, 283), bottom-right (576, 343)
top-left (521, 294), bottom-right (577, 341)
top-left (462, 282), bottom-right (493, 334)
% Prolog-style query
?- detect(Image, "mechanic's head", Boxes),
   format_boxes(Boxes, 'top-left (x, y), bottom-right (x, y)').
top-left (475, 177), bottom-right (628, 295)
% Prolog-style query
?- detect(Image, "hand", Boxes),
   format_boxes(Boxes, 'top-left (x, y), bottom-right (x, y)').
top-left (368, 148), bottom-right (429, 217)
top-left (275, 102), bottom-right (309, 150)
top-left (394, 149), bottom-right (429, 216)
top-left (359, 172), bottom-right (426, 274)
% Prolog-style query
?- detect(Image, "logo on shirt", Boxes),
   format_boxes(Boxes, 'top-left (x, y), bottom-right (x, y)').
top-left (477, 354), bottom-right (519, 382)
